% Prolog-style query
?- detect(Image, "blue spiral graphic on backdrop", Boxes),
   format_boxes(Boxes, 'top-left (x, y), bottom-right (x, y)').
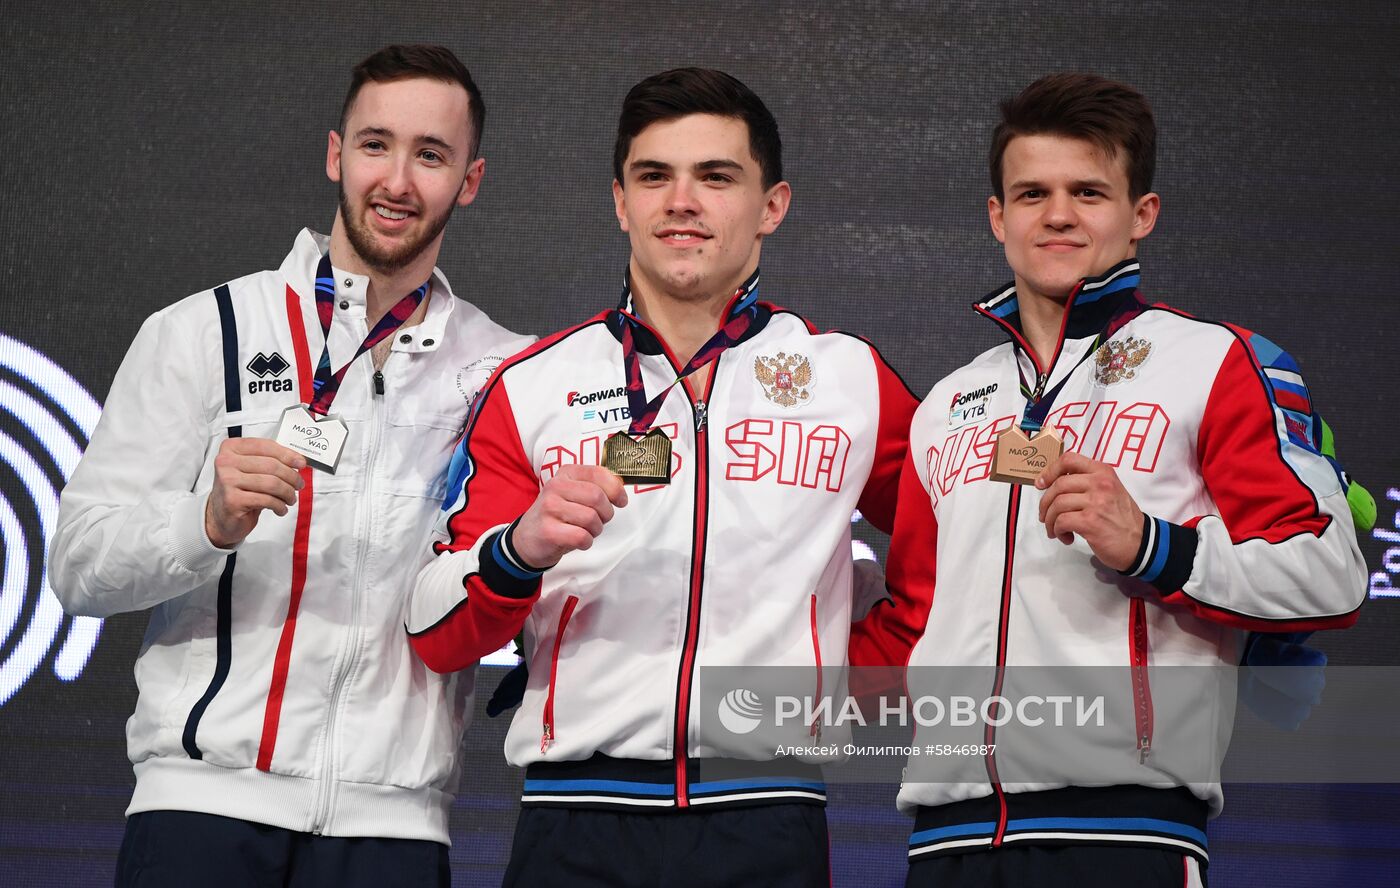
top-left (0, 333), bottom-right (102, 704)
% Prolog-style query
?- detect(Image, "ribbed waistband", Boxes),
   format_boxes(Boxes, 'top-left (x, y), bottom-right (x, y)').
top-left (522, 753), bottom-right (826, 811)
top-left (910, 785), bottom-right (1208, 863)
top-left (130, 757), bottom-right (449, 844)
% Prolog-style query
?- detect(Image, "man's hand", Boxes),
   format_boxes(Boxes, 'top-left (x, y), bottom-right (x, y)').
top-left (511, 465), bottom-right (628, 570)
top-left (204, 438), bottom-right (307, 549)
top-left (1036, 452), bottom-right (1144, 571)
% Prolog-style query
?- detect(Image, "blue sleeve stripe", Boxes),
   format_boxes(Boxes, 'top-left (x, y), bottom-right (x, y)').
top-left (1139, 517), bottom-right (1172, 582)
top-left (492, 531), bottom-right (543, 581)
top-left (1245, 332), bottom-right (1302, 374)
top-left (1244, 332), bottom-right (1284, 367)
top-left (475, 529), bottom-right (543, 600)
top-left (1123, 517), bottom-right (1198, 596)
top-left (441, 440), bottom-right (475, 512)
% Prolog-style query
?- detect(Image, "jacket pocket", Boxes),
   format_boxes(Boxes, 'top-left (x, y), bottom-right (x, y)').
top-left (541, 595), bottom-right (580, 754)
top-left (135, 599), bottom-right (216, 757)
top-left (1129, 597), bottom-right (1155, 762)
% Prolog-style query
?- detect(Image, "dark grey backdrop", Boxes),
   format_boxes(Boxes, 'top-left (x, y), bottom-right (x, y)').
top-left (3, 1), bottom-right (1398, 885)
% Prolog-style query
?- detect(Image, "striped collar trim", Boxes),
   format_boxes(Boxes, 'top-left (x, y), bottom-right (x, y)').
top-left (975, 259), bottom-right (1145, 344)
top-left (978, 260), bottom-right (1141, 318)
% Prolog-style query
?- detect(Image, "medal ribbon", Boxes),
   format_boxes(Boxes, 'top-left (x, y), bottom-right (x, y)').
top-left (617, 283), bottom-right (760, 436)
top-left (307, 253), bottom-right (429, 416)
top-left (1018, 294), bottom-right (1148, 433)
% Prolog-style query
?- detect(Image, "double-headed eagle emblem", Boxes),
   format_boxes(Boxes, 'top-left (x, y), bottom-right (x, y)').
top-left (754, 351), bottom-right (813, 408)
top-left (1093, 336), bottom-right (1152, 385)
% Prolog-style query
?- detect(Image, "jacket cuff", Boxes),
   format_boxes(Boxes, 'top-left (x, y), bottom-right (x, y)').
top-left (1121, 514), bottom-right (1198, 595)
top-left (168, 493), bottom-right (237, 572)
top-left (476, 521), bottom-right (545, 599)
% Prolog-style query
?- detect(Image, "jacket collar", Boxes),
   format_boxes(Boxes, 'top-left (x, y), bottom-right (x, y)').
top-left (974, 259), bottom-right (1148, 370)
top-left (283, 228), bottom-right (457, 353)
top-left (606, 267), bottom-right (769, 354)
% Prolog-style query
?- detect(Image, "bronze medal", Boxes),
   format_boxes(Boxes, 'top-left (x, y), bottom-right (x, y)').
top-left (990, 425), bottom-right (1064, 485)
top-left (603, 428), bottom-right (673, 485)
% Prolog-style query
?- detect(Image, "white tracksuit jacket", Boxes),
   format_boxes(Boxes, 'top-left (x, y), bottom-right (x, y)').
top-left (49, 229), bottom-right (531, 843)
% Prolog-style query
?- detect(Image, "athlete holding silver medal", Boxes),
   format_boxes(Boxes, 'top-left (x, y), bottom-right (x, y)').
top-left (49, 45), bottom-right (531, 887)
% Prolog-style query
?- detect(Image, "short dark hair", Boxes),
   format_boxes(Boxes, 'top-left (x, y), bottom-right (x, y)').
top-left (989, 72), bottom-right (1156, 201)
top-left (340, 44), bottom-right (485, 160)
top-left (614, 68), bottom-right (783, 189)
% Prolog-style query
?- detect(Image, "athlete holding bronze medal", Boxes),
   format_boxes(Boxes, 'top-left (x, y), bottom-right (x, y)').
top-left (849, 73), bottom-right (1367, 888)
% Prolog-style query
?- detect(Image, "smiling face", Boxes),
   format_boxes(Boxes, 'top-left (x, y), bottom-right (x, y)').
top-left (612, 113), bottom-right (789, 305)
top-left (989, 133), bottom-right (1158, 306)
top-left (326, 77), bottom-right (484, 275)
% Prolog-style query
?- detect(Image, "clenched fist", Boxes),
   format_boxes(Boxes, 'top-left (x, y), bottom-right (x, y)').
top-left (204, 438), bottom-right (306, 549)
top-left (510, 465), bottom-right (629, 569)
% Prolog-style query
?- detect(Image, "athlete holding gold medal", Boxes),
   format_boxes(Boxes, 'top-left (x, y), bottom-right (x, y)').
top-left (408, 68), bottom-right (917, 887)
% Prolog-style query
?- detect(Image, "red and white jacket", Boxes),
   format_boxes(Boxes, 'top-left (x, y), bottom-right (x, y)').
top-left (850, 260), bottom-right (1366, 865)
top-left (408, 273), bottom-right (917, 810)
top-left (50, 229), bottom-right (532, 844)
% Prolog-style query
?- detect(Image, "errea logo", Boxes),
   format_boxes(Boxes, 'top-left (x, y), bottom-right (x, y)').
top-left (246, 351), bottom-right (293, 394)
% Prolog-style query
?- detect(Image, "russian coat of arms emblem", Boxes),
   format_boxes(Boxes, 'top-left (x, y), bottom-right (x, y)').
top-left (1093, 337), bottom-right (1152, 385)
top-left (754, 352), bottom-right (813, 408)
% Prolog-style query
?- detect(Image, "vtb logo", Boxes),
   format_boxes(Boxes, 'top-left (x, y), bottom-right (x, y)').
top-left (246, 351), bottom-right (293, 394)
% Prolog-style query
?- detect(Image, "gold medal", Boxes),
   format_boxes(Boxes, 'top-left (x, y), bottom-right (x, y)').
top-left (603, 428), bottom-right (673, 485)
top-left (990, 425), bottom-right (1064, 484)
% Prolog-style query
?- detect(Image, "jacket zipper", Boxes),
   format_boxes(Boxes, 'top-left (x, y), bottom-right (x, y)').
top-left (975, 280), bottom-right (1084, 847)
top-left (621, 301), bottom-right (739, 808)
top-left (541, 594), bottom-right (581, 753)
top-left (1129, 597), bottom-right (1155, 762)
top-left (809, 594), bottom-right (823, 739)
top-left (309, 359), bottom-right (386, 834)
top-left (986, 486), bottom-right (1020, 847)
top-left (673, 357), bottom-right (718, 808)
